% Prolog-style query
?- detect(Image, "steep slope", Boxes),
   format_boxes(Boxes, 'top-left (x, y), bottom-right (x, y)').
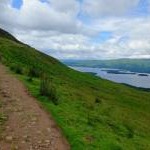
top-left (0, 28), bottom-right (150, 150)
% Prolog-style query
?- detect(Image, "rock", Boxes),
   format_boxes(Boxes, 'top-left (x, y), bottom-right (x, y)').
top-left (17, 108), bottom-right (23, 112)
top-left (16, 98), bottom-right (20, 102)
top-left (31, 121), bottom-right (36, 125)
top-left (23, 135), bottom-right (30, 142)
top-left (6, 126), bottom-right (10, 130)
top-left (45, 140), bottom-right (50, 143)
top-left (14, 108), bottom-right (18, 112)
top-left (7, 107), bottom-right (12, 111)
top-left (47, 128), bottom-right (51, 133)
top-left (29, 146), bottom-right (33, 150)
top-left (14, 145), bottom-right (19, 150)
top-left (37, 131), bottom-right (42, 134)
top-left (5, 136), bottom-right (13, 142)
top-left (37, 141), bottom-right (42, 144)
top-left (1, 91), bottom-right (9, 98)
top-left (31, 117), bottom-right (37, 122)
top-left (21, 140), bottom-right (26, 144)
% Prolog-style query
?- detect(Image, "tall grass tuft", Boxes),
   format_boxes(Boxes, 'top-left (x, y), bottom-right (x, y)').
top-left (40, 75), bottom-right (59, 105)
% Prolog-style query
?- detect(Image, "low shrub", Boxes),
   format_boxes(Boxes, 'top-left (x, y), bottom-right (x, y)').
top-left (10, 64), bottom-right (23, 74)
top-left (28, 67), bottom-right (41, 78)
top-left (26, 77), bottom-right (33, 82)
top-left (40, 75), bottom-right (59, 105)
top-left (0, 113), bottom-right (8, 125)
top-left (95, 97), bottom-right (102, 104)
top-left (15, 67), bottom-right (23, 74)
top-left (0, 53), bottom-right (2, 62)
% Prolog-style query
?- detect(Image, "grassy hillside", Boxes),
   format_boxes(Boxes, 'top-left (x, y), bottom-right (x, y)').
top-left (63, 59), bottom-right (150, 73)
top-left (0, 29), bottom-right (150, 150)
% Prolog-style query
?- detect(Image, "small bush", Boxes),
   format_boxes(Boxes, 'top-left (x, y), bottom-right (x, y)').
top-left (10, 64), bottom-right (23, 74)
top-left (28, 67), bottom-right (40, 78)
top-left (0, 58), bottom-right (5, 64)
top-left (15, 67), bottom-right (23, 74)
top-left (26, 77), bottom-right (33, 82)
top-left (95, 97), bottom-right (102, 104)
top-left (40, 75), bottom-right (59, 105)
top-left (0, 53), bottom-right (2, 62)
top-left (0, 113), bottom-right (8, 125)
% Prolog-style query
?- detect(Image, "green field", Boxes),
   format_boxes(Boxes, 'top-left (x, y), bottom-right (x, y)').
top-left (0, 29), bottom-right (150, 150)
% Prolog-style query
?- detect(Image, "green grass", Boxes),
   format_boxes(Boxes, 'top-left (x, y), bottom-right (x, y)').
top-left (0, 29), bottom-right (150, 149)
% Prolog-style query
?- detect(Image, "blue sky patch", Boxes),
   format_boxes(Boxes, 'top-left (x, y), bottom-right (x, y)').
top-left (11, 0), bottom-right (23, 9)
top-left (39, 0), bottom-right (49, 3)
top-left (91, 31), bottom-right (113, 44)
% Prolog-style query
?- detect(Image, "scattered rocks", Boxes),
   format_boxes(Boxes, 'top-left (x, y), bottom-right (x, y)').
top-left (14, 107), bottom-right (23, 112)
top-left (1, 90), bottom-right (10, 98)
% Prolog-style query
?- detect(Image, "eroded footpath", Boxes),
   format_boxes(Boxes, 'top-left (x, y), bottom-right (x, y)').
top-left (0, 64), bottom-right (70, 150)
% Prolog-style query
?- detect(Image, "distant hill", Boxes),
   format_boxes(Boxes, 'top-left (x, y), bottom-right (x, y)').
top-left (0, 28), bottom-right (150, 149)
top-left (63, 59), bottom-right (150, 73)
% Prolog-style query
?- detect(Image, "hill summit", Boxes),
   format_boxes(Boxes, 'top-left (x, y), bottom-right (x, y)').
top-left (0, 28), bottom-right (18, 42)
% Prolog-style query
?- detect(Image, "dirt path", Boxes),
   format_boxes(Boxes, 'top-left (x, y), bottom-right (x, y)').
top-left (0, 64), bottom-right (70, 150)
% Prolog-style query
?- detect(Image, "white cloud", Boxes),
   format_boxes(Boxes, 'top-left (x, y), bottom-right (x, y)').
top-left (20, 0), bottom-right (81, 34)
top-left (128, 40), bottom-right (150, 50)
top-left (0, 0), bottom-right (150, 59)
top-left (87, 17), bottom-right (150, 59)
top-left (0, 0), bottom-right (81, 33)
top-left (50, 0), bottom-right (79, 15)
top-left (83, 0), bottom-right (140, 17)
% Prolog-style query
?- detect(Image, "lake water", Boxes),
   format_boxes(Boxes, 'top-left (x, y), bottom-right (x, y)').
top-left (71, 66), bottom-right (150, 89)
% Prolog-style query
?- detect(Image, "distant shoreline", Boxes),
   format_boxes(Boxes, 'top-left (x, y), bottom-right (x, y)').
top-left (71, 66), bottom-right (150, 89)
top-left (122, 83), bottom-right (150, 92)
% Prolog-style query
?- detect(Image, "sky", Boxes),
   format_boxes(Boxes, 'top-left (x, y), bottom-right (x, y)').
top-left (0, 0), bottom-right (150, 60)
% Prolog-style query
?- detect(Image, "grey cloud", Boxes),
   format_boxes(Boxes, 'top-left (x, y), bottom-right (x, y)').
top-left (83, 0), bottom-right (140, 17)
top-left (50, 0), bottom-right (80, 15)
